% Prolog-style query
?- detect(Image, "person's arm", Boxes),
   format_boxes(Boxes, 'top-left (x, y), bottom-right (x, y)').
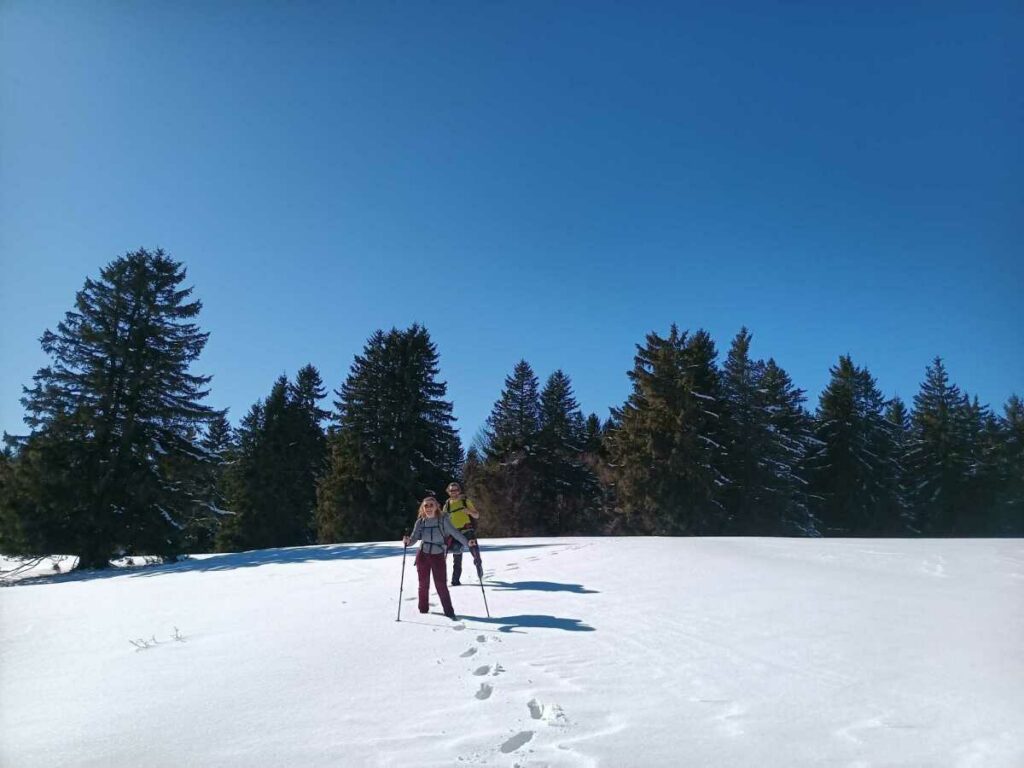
top-left (466, 499), bottom-right (480, 520)
top-left (403, 519), bottom-right (422, 546)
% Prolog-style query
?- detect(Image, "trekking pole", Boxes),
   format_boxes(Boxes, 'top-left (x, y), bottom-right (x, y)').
top-left (396, 532), bottom-right (409, 622)
top-left (473, 542), bottom-right (490, 618)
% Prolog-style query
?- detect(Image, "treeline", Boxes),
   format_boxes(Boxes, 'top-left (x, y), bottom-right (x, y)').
top-left (1, 250), bottom-right (1021, 568)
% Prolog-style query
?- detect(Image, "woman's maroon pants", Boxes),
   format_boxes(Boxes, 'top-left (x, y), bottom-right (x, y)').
top-left (416, 551), bottom-right (454, 616)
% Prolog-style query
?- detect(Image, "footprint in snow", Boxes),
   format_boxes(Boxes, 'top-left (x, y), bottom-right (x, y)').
top-left (475, 683), bottom-right (493, 700)
top-left (500, 731), bottom-right (534, 753)
top-left (492, 663), bottom-right (505, 676)
top-left (528, 698), bottom-right (567, 725)
top-left (460, 647), bottom-right (478, 658)
top-left (473, 665), bottom-right (491, 676)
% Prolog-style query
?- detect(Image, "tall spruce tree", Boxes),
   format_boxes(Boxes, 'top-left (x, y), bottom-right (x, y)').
top-left (218, 367), bottom-right (328, 550)
top-left (13, 249), bottom-right (218, 567)
top-left (534, 370), bottom-right (600, 534)
top-left (288, 364), bottom-right (330, 536)
top-left (316, 326), bottom-right (461, 542)
top-left (539, 370), bottom-right (586, 449)
top-left (0, 447), bottom-right (27, 554)
top-left (720, 328), bottom-right (766, 533)
top-left (994, 395), bottom-right (1024, 534)
top-left (961, 395), bottom-right (1003, 534)
top-left (218, 378), bottom-right (293, 549)
top-left (470, 361), bottom-right (546, 535)
top-left (884, 396), bottom-right (914, 533)
top-left (184, 411), bottom-right (235, 551)
top-left (807, 356), bottom-right (901, 535)
top-left (462, 446), bottom-right (483, 491)
top-left (483, 360), bottom-right (542, 459)
top-left (758, 358), bottom-right (817, 535)
top-left (606, 326), bottom-right (728, 535)
top-left (582, 413), bottom-right (618, 535)
top-left (906, 358), bottom-right (978, 534)
top-left (719, 331), bottom-right (815, 535)
top-left (582, 413), bottom-right (604, 454)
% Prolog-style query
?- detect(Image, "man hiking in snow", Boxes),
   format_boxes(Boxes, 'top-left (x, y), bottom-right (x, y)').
top-left (442, 481), bottom-right (482, 586)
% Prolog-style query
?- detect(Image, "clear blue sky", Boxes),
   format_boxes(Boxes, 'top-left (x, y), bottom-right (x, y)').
top-left (2, 1), bottom-right (1021, 446)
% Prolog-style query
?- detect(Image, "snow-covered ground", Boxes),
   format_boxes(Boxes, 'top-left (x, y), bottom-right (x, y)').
top-left (2, 537), bottom-right (1022, 767)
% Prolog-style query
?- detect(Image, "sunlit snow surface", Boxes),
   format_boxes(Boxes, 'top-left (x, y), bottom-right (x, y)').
top-left (2, 537), bottom-right (1022, 767)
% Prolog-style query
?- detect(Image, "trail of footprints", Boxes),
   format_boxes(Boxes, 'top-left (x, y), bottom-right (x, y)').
top-left (458, 630), bottom-right (568, 761)
top-left (452, 547), bottom-right (589, 763)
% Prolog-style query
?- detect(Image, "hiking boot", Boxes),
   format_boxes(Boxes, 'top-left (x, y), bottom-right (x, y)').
top-left (451, 579), bottom-right (461, 586)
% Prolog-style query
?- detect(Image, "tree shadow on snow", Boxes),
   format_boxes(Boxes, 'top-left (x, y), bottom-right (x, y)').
top-left (486, 580), bottom-right (599, 594)
top-left (4, 542), bottom-right (556, 587)
top-left (461, 613), bottom-right (596, 634)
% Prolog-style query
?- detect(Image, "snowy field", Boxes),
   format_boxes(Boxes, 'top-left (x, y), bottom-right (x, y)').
top-left (2, 537), bottom-right (1022, 767)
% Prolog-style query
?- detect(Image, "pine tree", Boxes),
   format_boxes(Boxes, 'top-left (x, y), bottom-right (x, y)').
top-left (582, 413), bottom-right (603, 454)
top-left (14, 248), bottom-right (218, 567)
top-left (287, 364), bottom-right (329, 538)
top-left (182, 411), bottom-right (235, 551)
top-left (316, 326), bottom-right (461, 542)
top-left (960, 395), bottom-right (1003, 534)
top-left (483, 360), bottom-right (542, 459)
top-left (994, 395), bottom-right (1024, 534)
top-left (907, 358), bottom-right (977, 535)
top-left (720, 328), bottom-right (766, 533)
top-left (315, 429), bottom-right (368, 542)
top-left (582, 413), bottom-right (618, 534)
top-left (758, 359), bottom-right (817, 535)
top-left (606, 326), bottom-right (728, 535)
top-left (470, 361), bottom-right (546, 536)
top-left (462, 446), bottom-right (483, 490)
top-left (200, 411), bottom-right (235, 508)
top-left (884, 396), bottom-right (914, 533)
top-left (807, 356), bottom-right (901, 536)
top-left (535, 370), bottom-right (600, 534)
top-left (218, 378), bottom-right (289, 549)
top-left (0, 446), bottom-right (26, 554)
top-left (718, 331), bottom-right (815, 536)
top-left (218, 367), bottom-right (328, 550)
top-left (540, 371), bottom-right (586, 448)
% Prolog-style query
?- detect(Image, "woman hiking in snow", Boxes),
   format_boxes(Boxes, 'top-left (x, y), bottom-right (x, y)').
top-left (403, 495), bottom-right (476, 619)
top-left (442, 481), bottom-right (482, 586)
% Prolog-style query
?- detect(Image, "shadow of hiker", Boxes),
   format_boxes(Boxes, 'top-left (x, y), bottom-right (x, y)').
top-left (486, 580), bottom-right (599, 594)
top-left (461, 613), bottom-right (596, 634)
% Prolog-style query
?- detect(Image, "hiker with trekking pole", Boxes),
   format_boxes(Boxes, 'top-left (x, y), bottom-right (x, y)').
top-left (400, 495), bottom-right (476, 621)
top-left (442, 482), bottom-right (482, 586)
top-left (442, 481), bottom-right (490, 617)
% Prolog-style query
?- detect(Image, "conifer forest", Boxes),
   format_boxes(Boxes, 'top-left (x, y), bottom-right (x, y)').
top-left (2, 249), bottom-right (1021, 567)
